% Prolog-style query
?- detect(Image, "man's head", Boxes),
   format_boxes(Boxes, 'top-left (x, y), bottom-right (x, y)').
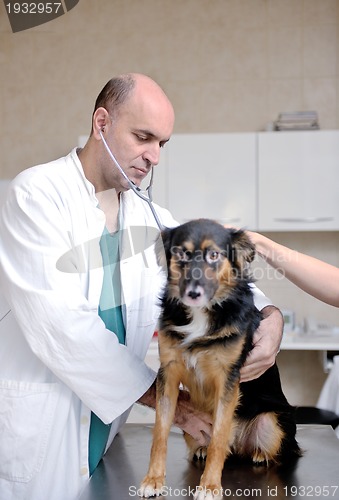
top-left (83, 73), bottom-right (175, 194)
top-left (91, 74), bottom-right (136, 127)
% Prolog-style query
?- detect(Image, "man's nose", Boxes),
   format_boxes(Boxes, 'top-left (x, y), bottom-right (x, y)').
top-left (143, 143), bottom-right (161, 166)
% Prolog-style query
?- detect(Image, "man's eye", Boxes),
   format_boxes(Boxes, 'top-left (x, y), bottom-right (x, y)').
top-left (205, 250), bottom-right (220, 264)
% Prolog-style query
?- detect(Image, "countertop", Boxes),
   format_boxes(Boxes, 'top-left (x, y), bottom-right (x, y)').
top-left (280, 332), bottom-right (339, 351)
top-left (78, 423), bottom-right (339, 500)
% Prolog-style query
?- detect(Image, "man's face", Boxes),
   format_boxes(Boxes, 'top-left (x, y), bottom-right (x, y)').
top-left (101, 84), bottom-right (174, 193)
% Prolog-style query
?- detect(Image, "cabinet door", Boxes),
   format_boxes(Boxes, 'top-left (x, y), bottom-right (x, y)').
top-left (258, 131), bottom-right (339, 231)
top-left (165, 133), bottom-right (257, 227)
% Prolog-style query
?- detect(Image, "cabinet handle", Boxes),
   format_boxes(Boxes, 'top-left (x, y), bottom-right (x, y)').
top-left (219, 218), bottom-right (241, 223)
top-left (274, 217), bottom-right (334, 223)
top-left (182, 218), bottom-right (241, 223)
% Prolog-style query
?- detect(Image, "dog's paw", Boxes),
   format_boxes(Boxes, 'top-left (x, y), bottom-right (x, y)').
top-left (193, 484), bottom-right (223, 500)
top-left (193, 446), bottom-right (207, 461)
top-left (139, 475), bottom-right (165, 498)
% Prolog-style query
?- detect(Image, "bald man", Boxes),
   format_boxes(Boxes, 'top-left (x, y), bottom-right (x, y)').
top-left (0, 74), bottom-right (282, 500)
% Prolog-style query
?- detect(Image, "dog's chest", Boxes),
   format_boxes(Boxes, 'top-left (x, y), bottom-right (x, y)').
top-left (170, 308), bottom-right (209, 372)
top-left (174, 308), bottom-right (209, 345)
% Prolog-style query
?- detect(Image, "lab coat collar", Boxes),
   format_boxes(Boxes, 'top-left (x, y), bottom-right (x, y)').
top-left (70, 148), bottom-right (98, 206)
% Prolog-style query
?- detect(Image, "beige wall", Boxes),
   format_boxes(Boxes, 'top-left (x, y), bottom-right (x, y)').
top-left (0, 0), bottom-right (338, 174)
top-left (1, 0), bottom-right (339, 405)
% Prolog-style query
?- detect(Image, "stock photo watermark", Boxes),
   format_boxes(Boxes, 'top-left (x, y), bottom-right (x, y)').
top-left (55, 227), bottom-right (286, 284)
top-left (128, 484), bottom-right (339, 498)
top-left (3, 0), bottom-right (80, 33)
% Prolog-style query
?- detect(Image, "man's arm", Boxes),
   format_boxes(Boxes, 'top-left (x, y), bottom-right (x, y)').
top-left (0, 176), bottom-right (156, 424)
top-left (240, 305), bottom-right (284, 383)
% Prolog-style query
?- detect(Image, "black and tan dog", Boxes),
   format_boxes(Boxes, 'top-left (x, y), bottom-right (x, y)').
top-left (140, 219), bottom-right (301, 500)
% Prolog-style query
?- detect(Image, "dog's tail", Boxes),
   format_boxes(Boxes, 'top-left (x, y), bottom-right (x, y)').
top-left (277, 409), bottom-right (303, 463)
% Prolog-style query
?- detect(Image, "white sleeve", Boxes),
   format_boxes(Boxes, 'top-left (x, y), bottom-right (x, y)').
top-left (152, 201), bottom-right (179, 229)
top-left (0, 178), bottom-right (155, 424)
top-left (250, 283), bottom-right (273, 310)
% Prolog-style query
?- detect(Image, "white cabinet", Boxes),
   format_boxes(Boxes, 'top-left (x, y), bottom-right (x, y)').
top-left (258, 131), bottom-right (339, 231)
top-left (161, 133), bottom-right (257, 228)
top-left (81, 130), bottom-right (339, 232)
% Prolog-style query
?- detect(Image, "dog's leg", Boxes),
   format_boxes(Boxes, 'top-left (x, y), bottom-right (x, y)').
top-left (194, 384), bottom-right (240, 500)
top-left (233, 413), bottom-right (285, 464)
top-left (139, 364), bottom-right (181, 498)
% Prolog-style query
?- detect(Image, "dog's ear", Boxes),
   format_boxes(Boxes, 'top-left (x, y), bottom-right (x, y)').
top-left (229, 228), bottom-right (256, 270)
top-left (154, 226), bottom-right (173, 271)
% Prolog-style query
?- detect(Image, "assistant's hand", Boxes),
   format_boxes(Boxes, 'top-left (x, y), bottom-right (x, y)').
top-left (240, 305), bottom-right (283, 383)
top-left (173, 390), bottom-right (213, 447)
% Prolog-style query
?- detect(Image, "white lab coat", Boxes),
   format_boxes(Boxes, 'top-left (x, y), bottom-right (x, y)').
top-left (0, 149), bottom-right (271, 500)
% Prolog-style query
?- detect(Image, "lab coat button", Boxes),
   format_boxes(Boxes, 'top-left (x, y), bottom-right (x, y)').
top-left (81, 416), bottom-right (89, 425)
top-left (80, 466), bottom-right (88, 476)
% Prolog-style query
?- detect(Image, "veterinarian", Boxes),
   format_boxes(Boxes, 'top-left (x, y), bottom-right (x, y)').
top-left (0, 73), bottom-right (283, 500)
top-left (247, 231), bottom-right (339, 307)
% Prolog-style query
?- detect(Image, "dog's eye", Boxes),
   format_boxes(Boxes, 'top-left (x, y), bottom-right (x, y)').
top-left (172, 247), bottom-right (192, 262)
top-left (205, 250), bottom-right (221, 264)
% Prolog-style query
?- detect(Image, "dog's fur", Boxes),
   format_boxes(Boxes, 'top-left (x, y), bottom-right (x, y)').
top-left (140, 219), bottom-right (301, 500)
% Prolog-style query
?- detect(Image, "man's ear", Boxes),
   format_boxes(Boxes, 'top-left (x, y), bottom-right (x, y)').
top-left (154, 226), bottom-right (173, 271)
top-left (92, 107), bottom-right (110, 140)
top-left (229, 228), bottom-right (256, 270)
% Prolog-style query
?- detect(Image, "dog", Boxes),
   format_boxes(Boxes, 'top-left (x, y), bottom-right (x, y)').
top-left (140, 219), bottom-right (301, 500)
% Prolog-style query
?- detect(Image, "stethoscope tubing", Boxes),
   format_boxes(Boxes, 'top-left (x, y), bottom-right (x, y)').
top-left (98, 129), bottom-right (164, 231)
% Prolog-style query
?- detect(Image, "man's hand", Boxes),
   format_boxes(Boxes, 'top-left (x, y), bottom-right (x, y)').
top-left (173, 390), bottom-right (213, 447)
top-left (240, 305), bottom-right (283, 383)
top-left (138, 384), bottom-right (212, 447)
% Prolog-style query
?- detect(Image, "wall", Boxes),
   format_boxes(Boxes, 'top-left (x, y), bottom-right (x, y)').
top-left (0, 0), bottom-right (338, 174)
top-left (1, 0), bottom-right (339, 405)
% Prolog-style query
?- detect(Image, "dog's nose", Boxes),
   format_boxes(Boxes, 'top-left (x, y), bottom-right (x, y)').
top-left (188, 289), bottom-right (201, 300)
top-left (183, 284), bottom-right (207, 307)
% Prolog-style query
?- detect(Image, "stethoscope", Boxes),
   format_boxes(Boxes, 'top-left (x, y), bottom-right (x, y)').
top-left (98, 128), bottom-right (163, 231)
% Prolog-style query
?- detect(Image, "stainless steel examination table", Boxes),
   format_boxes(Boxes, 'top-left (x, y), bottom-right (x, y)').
top-left (78, 424), bottom-right (339, 500)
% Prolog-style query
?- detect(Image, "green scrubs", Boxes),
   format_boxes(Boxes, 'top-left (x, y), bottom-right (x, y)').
top-left (88, 227), bottom-right (125, 475)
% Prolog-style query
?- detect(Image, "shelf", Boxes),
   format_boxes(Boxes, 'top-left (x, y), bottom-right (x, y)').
top-left (281, 334), bottom-right (339, 351)
top-left (151, 334), bottom-right (339, 352)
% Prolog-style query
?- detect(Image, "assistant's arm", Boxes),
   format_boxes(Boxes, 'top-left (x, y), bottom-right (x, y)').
top-left (248, 231), bottom-right (339, 308)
